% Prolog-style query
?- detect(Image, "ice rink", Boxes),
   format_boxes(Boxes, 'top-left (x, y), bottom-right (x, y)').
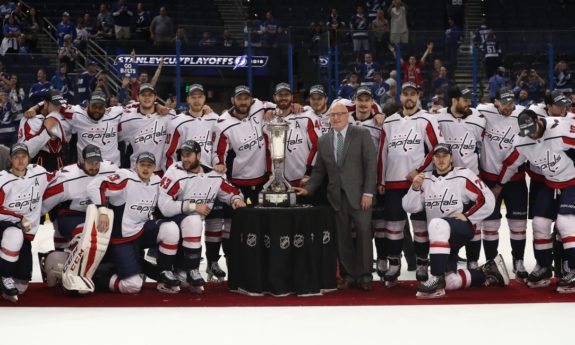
top-left (1, 216), bottom-right (572, 344)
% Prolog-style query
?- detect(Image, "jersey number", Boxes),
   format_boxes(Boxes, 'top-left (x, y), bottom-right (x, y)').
top-left (160, 177), bottom-right (172, 189)
top-left (474, 179), bottom-right (485, 189)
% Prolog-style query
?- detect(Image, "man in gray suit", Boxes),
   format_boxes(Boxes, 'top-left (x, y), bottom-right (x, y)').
top-left (294, 102), bottom-right (377, 291)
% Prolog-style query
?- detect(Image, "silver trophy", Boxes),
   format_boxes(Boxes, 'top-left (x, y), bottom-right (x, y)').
top-left (258, 109), bottom-right (297, 207)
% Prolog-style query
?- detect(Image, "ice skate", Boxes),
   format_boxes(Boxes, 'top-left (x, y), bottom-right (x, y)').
top-left (557, 270), bottom-right (575, 293)
top-left (187, 269), bottom-right (205, 294)
top-left (480, 254), bottom-right (510, 287)
top-left (527, 264), bottom-right (552, 288)
top-left (375, 258), bottom-right (387, 279)
top-left (416, 275), bottom-right (446, 299)
top-left (467, 260), bottom-right (478, 270)
top-left (415, 257), bottom-right (429, 282)
top-left (1, 277), bottom-right (18, 303)
top-left (206, 261), bottom-right (226, 282)
top-left (383, 257), bottom-right (401, 287)
top-left (512, 259), bottom-right (528, 284)
top-left (156, 270), bottom-right (181, 294)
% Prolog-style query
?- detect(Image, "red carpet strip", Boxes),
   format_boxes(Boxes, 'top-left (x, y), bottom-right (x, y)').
top-left (2, 280), bottom-right (575, 307)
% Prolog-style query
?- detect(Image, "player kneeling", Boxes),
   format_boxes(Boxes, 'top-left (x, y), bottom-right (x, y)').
top-left (87, 152), bottom-right (181, 294)
top-left (402, 144), bottom-right (509, 299)
top-left (159, 140), bottom-right (245, 293)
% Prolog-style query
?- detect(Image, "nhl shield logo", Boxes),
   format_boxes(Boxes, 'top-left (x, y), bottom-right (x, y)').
top-left (247, 233), bottom-right (257, 247)
top-left (322, 230), bottom-right (330, 244)
top-left (294, 234), bottom-right (304, 248)
top-left (264, 234), bottom-right (271, 248)
top-left (280, 236), bottom-right (290, 249)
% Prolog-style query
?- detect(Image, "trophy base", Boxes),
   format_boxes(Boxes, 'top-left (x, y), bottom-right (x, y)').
top-left (259, 191), bottom-right (297, 207)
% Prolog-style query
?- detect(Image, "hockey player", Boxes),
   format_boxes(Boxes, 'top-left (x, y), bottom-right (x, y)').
top-left (271, 82), bottom-right (319, 186)
top-left (495, 110), bottom-right (575, 292)
top-left (306, 85), bottom-right (331, 136)
top-left (158, 140), bottom-right (246, 293)
top-left (212, 85), bottom-right (275, 204)
top-left (40, 146), bottom-right (116, 279)
top-left (477, 87), bottom-right (528, 279)
top-left (18, 90), bottom-right (69, 171)
top-left (119, 83), bottom-right (176, 175)
top-left (402, 143), bottom-right (506, 298)
top-left (87, 152), bottom-right (181, 294)
top-left (436, 86), bottom-right (486, 271)
top-left (377, 82), bottom-right (443, 286)
top-left (0, 143), bottom-right (51, 302)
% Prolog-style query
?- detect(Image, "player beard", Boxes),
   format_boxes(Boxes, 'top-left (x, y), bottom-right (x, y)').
top-left (184, 160), bottom-right (200, 171)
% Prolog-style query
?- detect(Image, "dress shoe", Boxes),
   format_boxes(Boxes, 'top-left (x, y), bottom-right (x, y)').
top-left (359, 281), bottom-right (372, 291)
top-left (337, 279), bottom-right (352, 290)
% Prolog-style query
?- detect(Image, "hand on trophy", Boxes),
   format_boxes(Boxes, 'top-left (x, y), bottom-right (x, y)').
top-left (292, 187), bottom-right (308, 196)
top-left (232, 199), bottom-right (246, 209)
top-left (263, 109), bottom-right (275, 121)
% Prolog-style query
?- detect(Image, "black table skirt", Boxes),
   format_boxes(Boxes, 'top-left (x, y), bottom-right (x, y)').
top-left (228, 205), bottom-right (337, 296)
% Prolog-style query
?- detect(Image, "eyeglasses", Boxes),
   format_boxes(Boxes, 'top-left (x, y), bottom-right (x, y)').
top-left (328, 111), bottom-right (347, 118)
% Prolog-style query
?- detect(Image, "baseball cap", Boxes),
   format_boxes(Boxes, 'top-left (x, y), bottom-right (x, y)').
top-left (62, 11), bottom-right (70, 17)
top-left (234, 85), bottom-right (251, 97)
top-left (188, 83), bottom-right (205, 95)
top-left (138, 83), bottom-right (156, 95)
top-left (82, 144), bottom-right (103, 163)
top-left (87, 60), bottom-right (97, 67)
top-left (433, 143), bottom-right (452, 155)
top-left (179, 140), bottom-right (201, 154)
top-left (496, 87), bottom-right (515, 104)
top-left (89, 91), bottom-right (107, 105)
top-left (309, 84), bottom-right (326, 97)
top-left (274, 82), bottom-right (292, 95)
top-left (401, 82), bottom-right (418, 92)
top-left (549, 90), bottom-right (570, 106)
top-left (45, 90), bottom-right (67, 106)
top-left (10, 142), bottom-right (29, 156)
top-left (448, 86), bottom-right (474, 100)
top-left (517, 110), bottom-right (538, 137)
top-left (136, 152), bottom-right (156, 164)
top-left (355, 85), bottom-right (373, 97)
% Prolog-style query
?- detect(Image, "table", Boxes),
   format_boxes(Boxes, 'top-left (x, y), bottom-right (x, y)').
top-left (228, 205), bottom-right (337, 296)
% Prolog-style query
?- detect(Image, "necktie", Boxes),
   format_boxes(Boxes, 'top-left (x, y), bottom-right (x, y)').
top-left (336, 132), bottom-right (344, 165)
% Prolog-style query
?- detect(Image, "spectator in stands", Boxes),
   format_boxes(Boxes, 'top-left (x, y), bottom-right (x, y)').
top-left (0, 61), bottom-right (10, 88)
top-left (5, 74), bottom-right (24, 121)
top-left (389, 42), bottom-right (433, 90)
top-left (74, 18), bottom-right (89, 51)
top-left (28, 67), bottom-right (52, 105)
top-left (356, 52), bottom-right (380, 86)
top-left (222, 30), bottom-right (237, 47)
top-left (380, 78), bottom-right (397, 107)
top-left (555, 60), bottom-right (572, 90)
top-left (428, 90), bottom-right (445, 114)
top-left (17, 33), bottom-right (30, 56)
top-left (371, 71), bottom-right (387, 104)
top-left (338, 72), bottom-right (360, 100)
top-left (326, 8), bottom-right (344, 46)
top-left (367, 0), bottom-right (386, 21)
top-left (388, 0), bottom-right (408, 45)
top-left (118, 76), bottom-right (131, 104)
top-left (310, 22), bottom-right (324, 51)
top-left (150, 6), bottom-right (174, 47)
top-left (112, 0), bottom-right (134, 40)
top-left (174, 27), bottom-right (189, 46)
top-left (482, 31), bottom-right (501, 79)
top-left (0, 90), bottom-right (16, 146)
top-left (431, 58), bottom-right (443, 83)
top-left (1, 13), bottom-right (20, 56)
top-left (515, 69), bottom-right (545, 103)
top-left (0, 1), bottom-right (15, 19)
top-left (76, 60), bottom-right (97, 103)
top-left (97, 3), bottom-right (114, 34)
top-left (56, 12), bottom-right (76, 47)
top-left (135, 3), bottom-right (151, 41)
top-left (11, 3), bottom-right (24, 25)
top-left (431, 66), bottom-right (450, 96)
top-left (515, 87), bottom-right (532, 107)
top-left (444, 18), bottom-right (461, 69)
top-left (262, 11), bottom-right (281, 48)
top-left (84, 13), bottom-right (94, 32)
top-left (92, 71), bottom-right (112, 99)
top-left (58, 34), bottom-right (78, 72)
top-left (244, 15), bottom-right (263, 47)
top-left (488, 66), bottom-right (506, 101)
top-left (473, 19), bottom-right (491, 48)
top-left (109, 95), bottom-right (119, 107)
top-left (198, 31), bottom-right (216, 47)
top-left (52, 63), bottom-right (75, 103)
top-left (370, 9), bottom-right (389, 60)
top-left (24, 7), bottom-right (39, 50)
top-left (349, 5), bottom-right (369, 56)
top-left (91, 19), bottom-right (114, 40)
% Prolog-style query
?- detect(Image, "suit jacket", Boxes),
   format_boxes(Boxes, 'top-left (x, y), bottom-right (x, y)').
top-left (306, 124), bottom-right (377, 210)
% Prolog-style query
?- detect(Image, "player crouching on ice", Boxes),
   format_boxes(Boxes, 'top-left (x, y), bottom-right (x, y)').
top-left (159, 140), bottom-right (246, 293)
top-left (402, 144), bottom-right (510, 299)
top-left (86, 152), bottom-right (181, 294)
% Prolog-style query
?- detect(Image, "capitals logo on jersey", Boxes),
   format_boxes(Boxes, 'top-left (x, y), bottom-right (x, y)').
top-left (286, 121), bottom-right (304, 153)
top-left (129, 197), bottom-right (156, 214)
top-left (80, 121), bottom-right (117, 146)
top-left (531, 150), bottom-right (563, 174)
top-left (134, 121), bottom-right (167, 144)
top-left (8, 179), bottom-right (42, 211)
top-left (389, 128), bottom-right (423, 152)
top-left (484, 126), bottom-right (515, 150)
top-left (238, 128), bottom-right (265, 152)
top-left (424, 188), bottom-right (459, 214)
top-left (446, 132), bottom-right (477, 157)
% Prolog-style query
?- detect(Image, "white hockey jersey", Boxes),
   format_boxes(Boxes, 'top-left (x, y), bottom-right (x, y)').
top-left (62, 104), bottom-right (123, 166)
top-left (279, 112), bottom-right (319, 184)
top-left (435, 107), bottom-right (485, 174)
top-left (164, 111), bottom-right (219, 170)
top-left (402, 167), bottom-right (495, 225)
top-left (87, 168), bottom-right (161, 243)
top-left (158, 162), bottom-right (243, 217)
top-left (42, 161), bottom-right (117, 216)
top-left (498, 117), bottom-right (575, 189)
top-left (119, 107), bottom-right (176, 173)
top-left (350, 112), bottom-right (383, 150)
top-left (377, 109), bottom-right (443, 189)
top-left (478, 103), bottom-right (526, 182)
top-left (0, 165), bottom-right (51, 239)
top-left (212, 99), bottom-right (274, 186)
top-left (527, 103), bottom-right (553, 181)
top-left (18, 111), bottom-right (70, 158)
